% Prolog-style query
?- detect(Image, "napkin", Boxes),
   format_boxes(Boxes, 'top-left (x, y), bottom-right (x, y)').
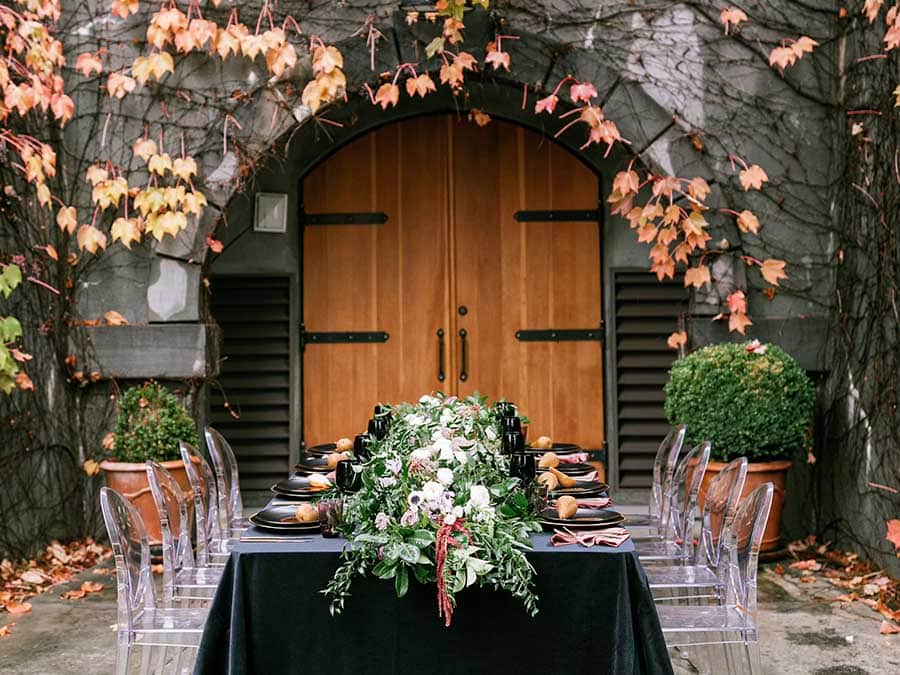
top-left (550, 526), bottom-right (630, 548)
top-left (550, 496), bottom-right (612, 509)
top-left (575, 471), bottom-right (598, 482)
top-left (558, 452), bottom-right (589, 464)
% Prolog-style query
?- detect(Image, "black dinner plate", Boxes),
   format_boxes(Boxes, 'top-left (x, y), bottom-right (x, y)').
top-left (250, 505), bottom-right (321, 532)
top-left (525, 442), bottom-right (581, 455)
top-left (550, 480), bottom-right (609, 497)
top-left (536, 462), bottom-right (594, 476)
top-left (304, 443), bottom-right (337, 457)
top-left (271, 474), bottom-right (331, 498)
top-left (292, 454), bottom-right (332, 473)
top-left (539, 507), bottom-right (625, 529)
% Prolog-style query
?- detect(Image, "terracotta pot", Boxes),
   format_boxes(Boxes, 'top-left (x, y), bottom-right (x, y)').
top-left (696, 459), bottom-right (791, 553)
top-left (100, 458), bottom-right (193, 546)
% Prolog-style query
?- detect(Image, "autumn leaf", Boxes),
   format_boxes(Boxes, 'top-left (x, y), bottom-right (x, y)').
top-left (81, 581), bottom-right (104, 593)
top-left (172, 156), bottom-right (197, 181)
top-left (406, 11), bottom-right (419, 25)
top-left (613, 170), bottom-right (640, 197)
top-left (104, 310), bottom-right (128, 326)
top-left (887, 519), bottom-right (900, 550)
top-left (373, 83), bottom-right (400, 110)
top-left (789, 559), bottom-right (822, 571)
top-left (687, 177), bottom-right (711, 201)
top-left (570, 81), bottom-right (598, 104)
top-left (312, 45), bottom-right (344, 74)
top-left (739, 164), bottom-right (768, 191)
top-left (111, 217), bottom-right (142, 249)
top-left (106, 72), bottom-right (136, 99)
top-left (15, 371), bottom-right (34, 391)
top-left (720, 8), bottom-right (748, 34)
top-left (111, 0), bottom-right (139, 19)
top-left (405, 74), bottom-right (436, 99)
top-left (880, 620), bottom-right (900, 635)
top-left (76, 225), bottom-right (108, 254)
top-left (727, 290), bottom-right (748, 314)
top-left (468, 109), bottom-right (491, 127)
top-left (667, 331), bottom-right (687, 350)
top-left (61, 589), bottom-right (86, 600)
top-left (56, 206), bottom-right (77, 234)
top-left (729, 311), bottom-right (752, 334)
top-left (684, 264), bottom-right (711, 288)
top-left (148, 153), bottom-right (173, 176)
top-left (791, 36), bottom-right (818, 59)
top-left (534, 94), bottom-right (558, 115)
top-left (75, 52), bottom-right (103, 77)
top-left (864, 0), bottom-right (884, 23)
top-left (102, 432), bottom-right (116, 451)
top-left (760, 259), bottom-right (787, 286)
top-left (0, 624), bottom-right (12, 637)
top-left (485, 47), bottom-right (510, 71)
top-left (425, 37), bottom-right (445, 59)
top-left (131, 52), bottom-right (174, 85)
top-left (4, 602), bottom-right (32, 615)
top-left (206, 234), bottom-right (224, 253)
top-left (83, 459), bottom-right (101, 476)
top-left (267, 42), bottom-right (297, 77)
top-left (736, 209), bottom-right (760, 234)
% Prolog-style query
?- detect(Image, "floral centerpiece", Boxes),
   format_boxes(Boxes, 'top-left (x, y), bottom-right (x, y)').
top-left (324, 393), bottom-right (540, 626)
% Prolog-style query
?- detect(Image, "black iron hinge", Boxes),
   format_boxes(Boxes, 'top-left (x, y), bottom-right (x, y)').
top-left (514, 209), bottom-right (600, 223)
top-left (514, 325), bottom-right (605, 343)
top-left (302, 211), bottom-right (388, 226)
top-left (301, 331), bottom-right (389, 347)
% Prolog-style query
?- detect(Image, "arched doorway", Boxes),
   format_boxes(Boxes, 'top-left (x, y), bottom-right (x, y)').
top-left (300, 114), bottom-right (604, 449)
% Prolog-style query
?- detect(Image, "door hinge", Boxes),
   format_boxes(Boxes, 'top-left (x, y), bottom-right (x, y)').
top-left (302, 212), bottom-right (388, 226)
top-left (514, 209), bottom-right (600, 222)
top-left (514, 325), bottom-right (604, 343)
top-left (301, 331), bottom-right (390, 346)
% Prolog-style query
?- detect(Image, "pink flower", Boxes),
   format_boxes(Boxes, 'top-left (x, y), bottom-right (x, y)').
top-left (400, 510), bottom-right (418, 527)
top-left (374, 512), bottom-right (390, 530)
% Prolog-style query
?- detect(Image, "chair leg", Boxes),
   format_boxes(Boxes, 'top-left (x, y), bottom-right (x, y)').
top-left (139, 644), bottom-right (152, 675)
top-left (747, 640), bottom-right (762, 675)
top-left (115, 639), bottom-right (131, 675)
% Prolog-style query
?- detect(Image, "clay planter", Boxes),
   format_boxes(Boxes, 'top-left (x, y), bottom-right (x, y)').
top-left (696, 459), bottom-right (791, 553)
top-left (100, 458), bottom-right (193, 546)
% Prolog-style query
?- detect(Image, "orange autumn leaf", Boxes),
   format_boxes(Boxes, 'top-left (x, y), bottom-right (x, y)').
top-left (106, 72), bottom-right (136, 99)
top-left (534, 94), bottom-right (558, 114)
top-left (720, 8), bottom-right (748, 34)
top-left (76, 225), bottom-right (108, 254)
top-left (736, 210), bottom-right (760, 234)
top-left (887, 519), bottom-right (900, 550)
top-left (81, 581), bottom-right (104, 593)
top-left (312, 45), bottom-right (344, 75)
top-left (864, 0), bottom-right (884, 22)
top-left (760, 259), bottom-right (788, 286)
top-left (667, 331), bottom-right (687, 350)
top-left (739, 164), bottom-right (768, 191)
top-left (75, 52), bottom-right (103, 77)
top-left (206, 234), bottom-right (224, 253)
top-left (684, 265), bottom-right (711, 288)
top-left (102, 432), bottom-right (116, 450)
top-left (61, 589), bottom-right (86, 600)
top-left (41, 244), bottom-right (58, 260)
top-left (729, 311), bottom-right (752, 334)
top-left (373, 83), bottom-right (399, 110)
top-left (405, 73), bottom-right (436, 99)
top-left (468, 109), bottom-right (491, 127)
top-left (56, 206), bottom-right (77, 234)
top-left (83, 459), bottom-right (101, 476)
top-left (569, 81), bottom-right (598, 103)
top-left (111, 0), bottom-right (139, 19)
top-left (0, 624), bottom-right (12, 637)
top-left (484, 48), bottom-right (510, 71)
top-left (104, 310), bottom-right (128, 326)
top-left (5, 602), bottom-right (32, 615)
top-left (880, 620), bottom-right (900, 635)
top-left (727, 290), bottom-right (747, 314)
top-left (15, 371), bottom-right (34, 391)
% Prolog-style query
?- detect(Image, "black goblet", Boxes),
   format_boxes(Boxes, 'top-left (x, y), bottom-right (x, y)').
top-left (501, 430), bottom-right (525, 454)
top-left (496, 401), bottom-right (517, 418)
top-left (367, 417), bottom-right (388, 440)
top-left (353, 433), bottom-right (371, 460)
top-left (509, 452), bottom-right (536, 483)
top-left (500, 416), bottom-right (522, 435)
top-left (336, 460), bottom-right (362, 494)
top-left (374, 404), bottom-right (392, 427)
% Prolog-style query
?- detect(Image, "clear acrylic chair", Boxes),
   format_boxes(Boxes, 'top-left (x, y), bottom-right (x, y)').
top-left (100, 487), bottom-right (208, 675)
top-left (204, 426), bottom-right (249, 537)
top-left (627, 424), bottom-right (687, 534)
top-left (146, 461), bottom-right (222, 605)
top-left (634, 441), bottom-right (711, 562)
top-left (656, 482), bottom-right (774, 675)
top-left (645, 456), bottom-right (748, 599)
top-left (180, 442), bottom-right (232, 567)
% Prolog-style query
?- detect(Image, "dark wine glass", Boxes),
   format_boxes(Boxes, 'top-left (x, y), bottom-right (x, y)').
top-left (500, 416), bottom-right (522, 435)
top-left (509, 452), bottom-right (535, 483)
top-left (368, 417), bottom-right (388, 440)
top-left (353, 433), bottom-right (371, 460)
top-left (501, 430), bottom-right (525, 454)
top-left (496, 401), bottom-right (517, 418)
top-left (374, 404), bottom-right (392, 427)
top-left (336, 460), bottom-right (362, 494)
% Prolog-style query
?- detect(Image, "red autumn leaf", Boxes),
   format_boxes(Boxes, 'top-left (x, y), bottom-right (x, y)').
top-left (880, 620), bottom-right (900, 635)
top-left (15, 372), bottom-right (34, 391)
top-left (484, 48), bottom-right (510, 71)
top-left (789, 559), bottom-right (822, 571)
top-left (729, 311), bottom-right (753, 334)
top-left (405, 73), bottom-right (436, 99)
top-left (206, 234), bottom-right (224, 254)
top-left (534, 94), bottom-right (558, 115)
top-left (720, 8), bottom-right (749, 34)
top-left (667, 331), bottom-right (687, 350)
top-left (760, 259), bottom-right (788, 286)
top-left (727, 290), bottom-right (748, 314)
top-left (739, 164), bottom-right (769, 191)
top-left (886, 519), bottom-right (900, 550)
top-left (774, 564), bottom-right (785, 575)
top-left (569, 81), bottom-right (598, 104)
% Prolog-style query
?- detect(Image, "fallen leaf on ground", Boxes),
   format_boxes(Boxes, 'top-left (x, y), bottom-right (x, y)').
top-left (4, 602), bottom-right (32, 615)
top-left (81, 581), bottom-right (104, 593)
top-left (790, 559), bottom-right (822, 571)
top-left (880, 620), bottom-right (900, 634)
top-left (886, 520), bottom-right (900, 550)
top-left (61, 589), bottom-right (86, 600)
top-left (0, 623), bottom-right (13, 637)
top-left (20, 570), bottom-right (45, 585)
top-left (774, 564), bottom-right (785, 575)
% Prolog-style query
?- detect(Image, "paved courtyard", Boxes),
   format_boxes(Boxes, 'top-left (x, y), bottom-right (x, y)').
top-left (0, 555), bottom-right (896, 674)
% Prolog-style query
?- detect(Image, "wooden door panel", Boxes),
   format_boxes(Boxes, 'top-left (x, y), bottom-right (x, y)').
top-left (451, 120), bottom-right (604, 449)
top-left (303, 117), bottom-right (449, 445)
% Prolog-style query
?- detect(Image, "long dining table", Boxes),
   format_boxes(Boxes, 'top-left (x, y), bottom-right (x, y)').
top-left (193, 506), bottom-right (673, 675)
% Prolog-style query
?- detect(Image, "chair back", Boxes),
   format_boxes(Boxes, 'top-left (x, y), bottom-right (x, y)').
top-left (696, 456), bottom-right (748, 568)
top-left (664, 441), bottom-right (710, 561)
top-left (651, 424), bottom-right (686, 522)
top-left (146, 461), bottom-right (196, 604)
top-left (180, 441), bottom-right (223, 566)
top-left (99, 487), bottom-right (157, 635)
top-left (719, 482), bottom-right (774, 628)
top-left (204, 426), bottom-right (244, 525)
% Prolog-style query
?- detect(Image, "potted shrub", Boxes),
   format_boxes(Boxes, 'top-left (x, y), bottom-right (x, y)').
top-left (664, 340), bottom-right (815, 552)
top-left (100, 382), bottom-right (199, 545)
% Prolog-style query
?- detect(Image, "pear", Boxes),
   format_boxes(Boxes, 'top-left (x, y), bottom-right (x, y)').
top-left (549, 466), bottom-right (576, 488)
top-left (326, 452), bottom-right (349, 468)
top-left (295, 503), bottom-right (318, 522)
top-left (537, 452), bottom-right (559, 469)
top-left (336, 437), bottom-right (353, 452)
top-left (308, 473), bottom-right (332, 490)
top-left (537, 471), bottom-right (559, 490)
top-left (556, 495), bottom-right (578, 519)
top-left (534, 435), bottom-right (553, 450)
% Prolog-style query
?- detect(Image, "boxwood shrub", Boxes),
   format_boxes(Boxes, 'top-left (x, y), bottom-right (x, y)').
top-left (664, 342), bottom-right (815, 462)
top-left (111, 382), bottom-right (198, 462)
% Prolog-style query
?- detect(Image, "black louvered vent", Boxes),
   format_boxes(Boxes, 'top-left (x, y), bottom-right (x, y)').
top-left (209, 277), bottom-right (291, 496)
top-left (614, 270), bottom-right (689, 488)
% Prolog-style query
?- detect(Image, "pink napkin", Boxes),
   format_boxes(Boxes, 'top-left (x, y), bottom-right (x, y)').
top-left (557, 452), bottom-right (589, 464)
top-left (550, 526), bottom-right (630, 548)
top-left (575, 471), bottom-right (598, 482)
top-left (550, 496), bottom-right (612, 509)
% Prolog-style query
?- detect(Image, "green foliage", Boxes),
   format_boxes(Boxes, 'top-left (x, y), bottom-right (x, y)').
top-left (0, 264), bottom-right (22, 299)
top-left (664, 342), bottom-right (815, 462)
top-left (0, 264), bottom-right (24, 395)
top-left (112, 382), bottom-right (198, 462)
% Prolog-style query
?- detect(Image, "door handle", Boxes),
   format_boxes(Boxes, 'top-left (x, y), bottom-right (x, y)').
top-left (458, 328), bottom-right (468, 382)
top-left (436, 329), bottom-right (445, 382)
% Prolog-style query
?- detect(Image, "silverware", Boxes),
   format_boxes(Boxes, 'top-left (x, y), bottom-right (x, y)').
top-left (239, 535), bottom-right (315, 543)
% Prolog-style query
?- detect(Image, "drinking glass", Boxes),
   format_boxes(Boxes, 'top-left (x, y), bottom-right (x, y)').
top-left (353, 433), bottom-right (371, 460)
top-left (527, 482), bottom-right (550, 514)
top-left (336, 460), bottom-right (362, 494)
top-left (368, 417), bottom-right (388, 440)
top-left (496, 401), bottom-right (517, 418)
top-left (501, 430), bottom-right (524, 454)
top-left (317, 498), bottom-right (343, 538)
top-left (500, 416), bottom-right (522, 435)
top-left (509, 452), bottom-right (535, 483)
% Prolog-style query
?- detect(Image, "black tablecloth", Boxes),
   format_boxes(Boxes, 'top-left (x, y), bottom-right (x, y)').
top-left (194, 526), bottom-right (672, 675)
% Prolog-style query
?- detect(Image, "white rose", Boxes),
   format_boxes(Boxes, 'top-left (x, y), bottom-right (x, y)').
top-left (411, 447), bottom-right (433, 461)
top-left (454, 450), bottom-right (468, 465)
top-left (437, 467), bottom-right (454, 485)
top-left (419, 394), bottom-right (439, 406)
top-left (434, 437), bottom-right (454, 461)
top-left (422, 481), bottom-right (443, 501)
top-left (404, 413), bottom-right (426, 427)
top-left (468, 485), bottom-right (490, 508)
top-left (485, 426), bottom-right (497, 440)
top-left (444, 513), bottom-right (457, 525)
top-left (439, 408), bottom-right (452, 425)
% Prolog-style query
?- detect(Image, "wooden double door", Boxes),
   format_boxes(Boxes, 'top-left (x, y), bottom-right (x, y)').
top-left (302, 116), bottom-right (604, 449)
